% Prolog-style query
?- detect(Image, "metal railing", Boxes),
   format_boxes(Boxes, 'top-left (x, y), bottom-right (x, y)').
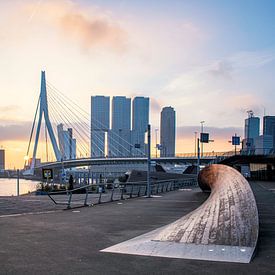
top-left (210, 148), bottom-right (275, 164)
top-left (47, 177), bottom-right (197, 209)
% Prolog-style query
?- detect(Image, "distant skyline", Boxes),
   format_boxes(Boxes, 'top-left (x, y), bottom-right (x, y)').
top-left (0, 0), bottom-right (275, 168)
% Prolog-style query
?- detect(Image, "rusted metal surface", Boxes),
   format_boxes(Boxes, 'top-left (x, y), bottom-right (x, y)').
top-left (102, 164), bottom-right (259, 262)
top-left (153, 164), bottom-right (259, 248)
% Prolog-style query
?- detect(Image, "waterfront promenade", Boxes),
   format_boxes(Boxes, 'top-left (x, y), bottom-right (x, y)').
top-left (0, 181), bottom-right (275, 274)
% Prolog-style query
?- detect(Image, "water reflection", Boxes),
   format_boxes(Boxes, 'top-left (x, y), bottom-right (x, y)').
top-left (0, 178), bottom-right (40, 196)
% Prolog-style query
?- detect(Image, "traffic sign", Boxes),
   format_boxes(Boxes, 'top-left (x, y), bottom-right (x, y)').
top-left (42, 168), bottom-right (53, 180)
top-left (232, 136), bottom-right (240, 145)
top-left (200, 133), bottom-right (209, 143)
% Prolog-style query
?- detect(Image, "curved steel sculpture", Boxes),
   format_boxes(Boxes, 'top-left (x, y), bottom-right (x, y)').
top-left (154, 164), bottom-right (258, 248)
top-left (102, 164), bottom-right (259, 263)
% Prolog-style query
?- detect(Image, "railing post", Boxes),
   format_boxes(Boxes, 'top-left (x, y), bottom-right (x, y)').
top-left (137, 185), bottom-right (141, 197)
top-left (110, 184), bottom-right (114, 202)
top-left (120, 185), bottom-right (124, 200)
top-left (130, 184), bottom-right (134, 198)
top-left (84, 187), bottom-right (89, 206)
top-left (67, 192), bottom-right (72, 209)
top-left (98, 186), bottom-right (102, 204)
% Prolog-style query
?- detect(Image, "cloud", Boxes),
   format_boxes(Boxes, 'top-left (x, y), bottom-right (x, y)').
top-left (208, 60), bottom-right (233, 79)
top-left (158, 48), bottom-right (275, 127)
top-left (59, 11), bottom-right (127, 52)
top-left (0, 105), bottom-right (19, 113)
top-left (206, 49), bottom-right (275, 78)
top-left (25, 0), bottom-right (128, 52)
top-left (0, 105), bottom-right (24, 125)
top-left (150, 98), bottom-right (162, 113)
top-left (0, 121), bottom-right (32, 141)
top-left (177, 126), bottom-right (243, 140)
top-left (228, 94), bottom-right (263, 116)
top-left (229, 49), bottom-right (275, 69)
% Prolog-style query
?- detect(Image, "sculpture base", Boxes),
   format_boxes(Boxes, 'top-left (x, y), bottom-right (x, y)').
top-left (101, 227), bottom-right (254, 263)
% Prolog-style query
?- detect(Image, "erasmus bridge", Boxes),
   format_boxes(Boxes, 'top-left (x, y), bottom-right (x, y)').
top-left (23, 71), bottom-right (224, 175)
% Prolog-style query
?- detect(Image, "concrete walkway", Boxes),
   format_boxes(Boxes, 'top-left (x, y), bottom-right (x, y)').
top-left (0, 181), bottom-right (274, 274)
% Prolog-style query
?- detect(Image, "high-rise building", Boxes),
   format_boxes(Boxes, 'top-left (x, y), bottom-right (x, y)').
top-left (263, 116), bottom-right (275, 149)
top-left (132, 97), bottom-right (149, 132)
top-left (112, 96), bottom-right (131, 131)
top-left (254, 135), bottom-right (273, 155)
top-left (243, 112), bottom-right (260, 150)
top-left (160, 107), bottom-right (176, 157)
top-left (91, 96), bottom-right (110, 157)
top-left (131, 97), bottom-right (149, 156)
top-left (57, 124), bottom-right (76, 160)
top-left (0, 149), bottom-right (5, 170)
top-left (108, 96), bottom-right (131, 156)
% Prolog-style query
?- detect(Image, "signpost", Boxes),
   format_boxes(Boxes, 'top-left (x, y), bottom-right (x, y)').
top-left (42, 168), bottom-right (53, 180)
top-left (231, 133), bottom-right (240, 155)
top-left (147, 124), bottom-right (151, 198)
top-left (200, 133), bottom-right (209, 143)
top-left (198, 130), bottom-right (213, 174)
top-left (197, 138), bottom-right (200, 176)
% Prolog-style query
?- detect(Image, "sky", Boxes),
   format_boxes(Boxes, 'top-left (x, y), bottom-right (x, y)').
top-left (0, 0), bottom-right (275, 168)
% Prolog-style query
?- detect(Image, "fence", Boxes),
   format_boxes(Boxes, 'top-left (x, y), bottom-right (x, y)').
top-left (47, 177), bottom-right (197, 209)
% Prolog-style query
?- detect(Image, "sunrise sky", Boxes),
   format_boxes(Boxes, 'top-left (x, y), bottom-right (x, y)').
top-left (1, 0), bottom-right (275, 168)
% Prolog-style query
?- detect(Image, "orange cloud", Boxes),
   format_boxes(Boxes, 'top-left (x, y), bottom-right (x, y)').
top-left (59, 13), bottom-right (127, 51)
top-left (24, 0), bottom-right (128, 52)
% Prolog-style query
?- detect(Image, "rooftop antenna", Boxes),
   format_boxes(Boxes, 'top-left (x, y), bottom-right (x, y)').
top-left (247, 110), bottom-right (254, 118)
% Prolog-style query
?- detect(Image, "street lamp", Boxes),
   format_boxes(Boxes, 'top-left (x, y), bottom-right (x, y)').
top-left (155, 128), bottom-right (159, 158)
top-left (194, 131), bottom-right (197, 156)
top-left (200, 121), bottom-right (205, 158)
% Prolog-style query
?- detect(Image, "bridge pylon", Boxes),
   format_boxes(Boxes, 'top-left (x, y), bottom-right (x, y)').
top-left (27, 71), bottom-right (61, 173)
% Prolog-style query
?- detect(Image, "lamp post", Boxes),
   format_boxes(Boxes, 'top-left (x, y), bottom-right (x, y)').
top-left (200, 121), bottom-right (205, 158)
top-left (155, 128), bottom-right (159, 158)
top-left (147, 124), bottom-right (151, 198)
top-left (229, 133), bottom-right (240, 155)
top-left (197, 138), bottom-right (200, 176)
top-left (194, 131), bottom-right (197, 156)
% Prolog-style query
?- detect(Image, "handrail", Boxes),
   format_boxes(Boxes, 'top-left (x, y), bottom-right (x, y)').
top-left (47, 177), bottom-right (197, 209)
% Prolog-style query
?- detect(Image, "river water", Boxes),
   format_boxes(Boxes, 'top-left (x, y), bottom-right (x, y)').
top-left (0, 178), bottom-right (40, 196)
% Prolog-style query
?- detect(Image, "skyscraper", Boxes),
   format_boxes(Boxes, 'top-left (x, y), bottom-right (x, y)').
top-left (0, 149), bottom-right (5, 170)
top-left (243, 111), bottom-right (260, 150)
top-left (131, 97), bottom-right (149, 156)
top-left (132, 97), bottom-right (149, 132)
top-left (160, 106), bottom-right (176, 157)
top-left (254, 135), bottom-right (273, 155)
top-left (108, 96), bottom-right (131, 156)
top-left (57, 124), bottom-right (76, 160)
top-left (91, 96), bottom-right (110, 157)
top-left (263, 116), bottom-right (275, 149)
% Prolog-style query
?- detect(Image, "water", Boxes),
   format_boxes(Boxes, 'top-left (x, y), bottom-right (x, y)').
top-left (0, 178), bottom-right (40, 196)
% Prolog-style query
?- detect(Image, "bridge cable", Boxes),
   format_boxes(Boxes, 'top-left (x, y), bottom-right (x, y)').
top-left (47, 87), bottom-right (132, 157)
top-left (47, 93), bottom-right (91, 157)
top-left (46, 82), bottom-right (146, 156)
top-left (25, 95), bottom-right (40, 165)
